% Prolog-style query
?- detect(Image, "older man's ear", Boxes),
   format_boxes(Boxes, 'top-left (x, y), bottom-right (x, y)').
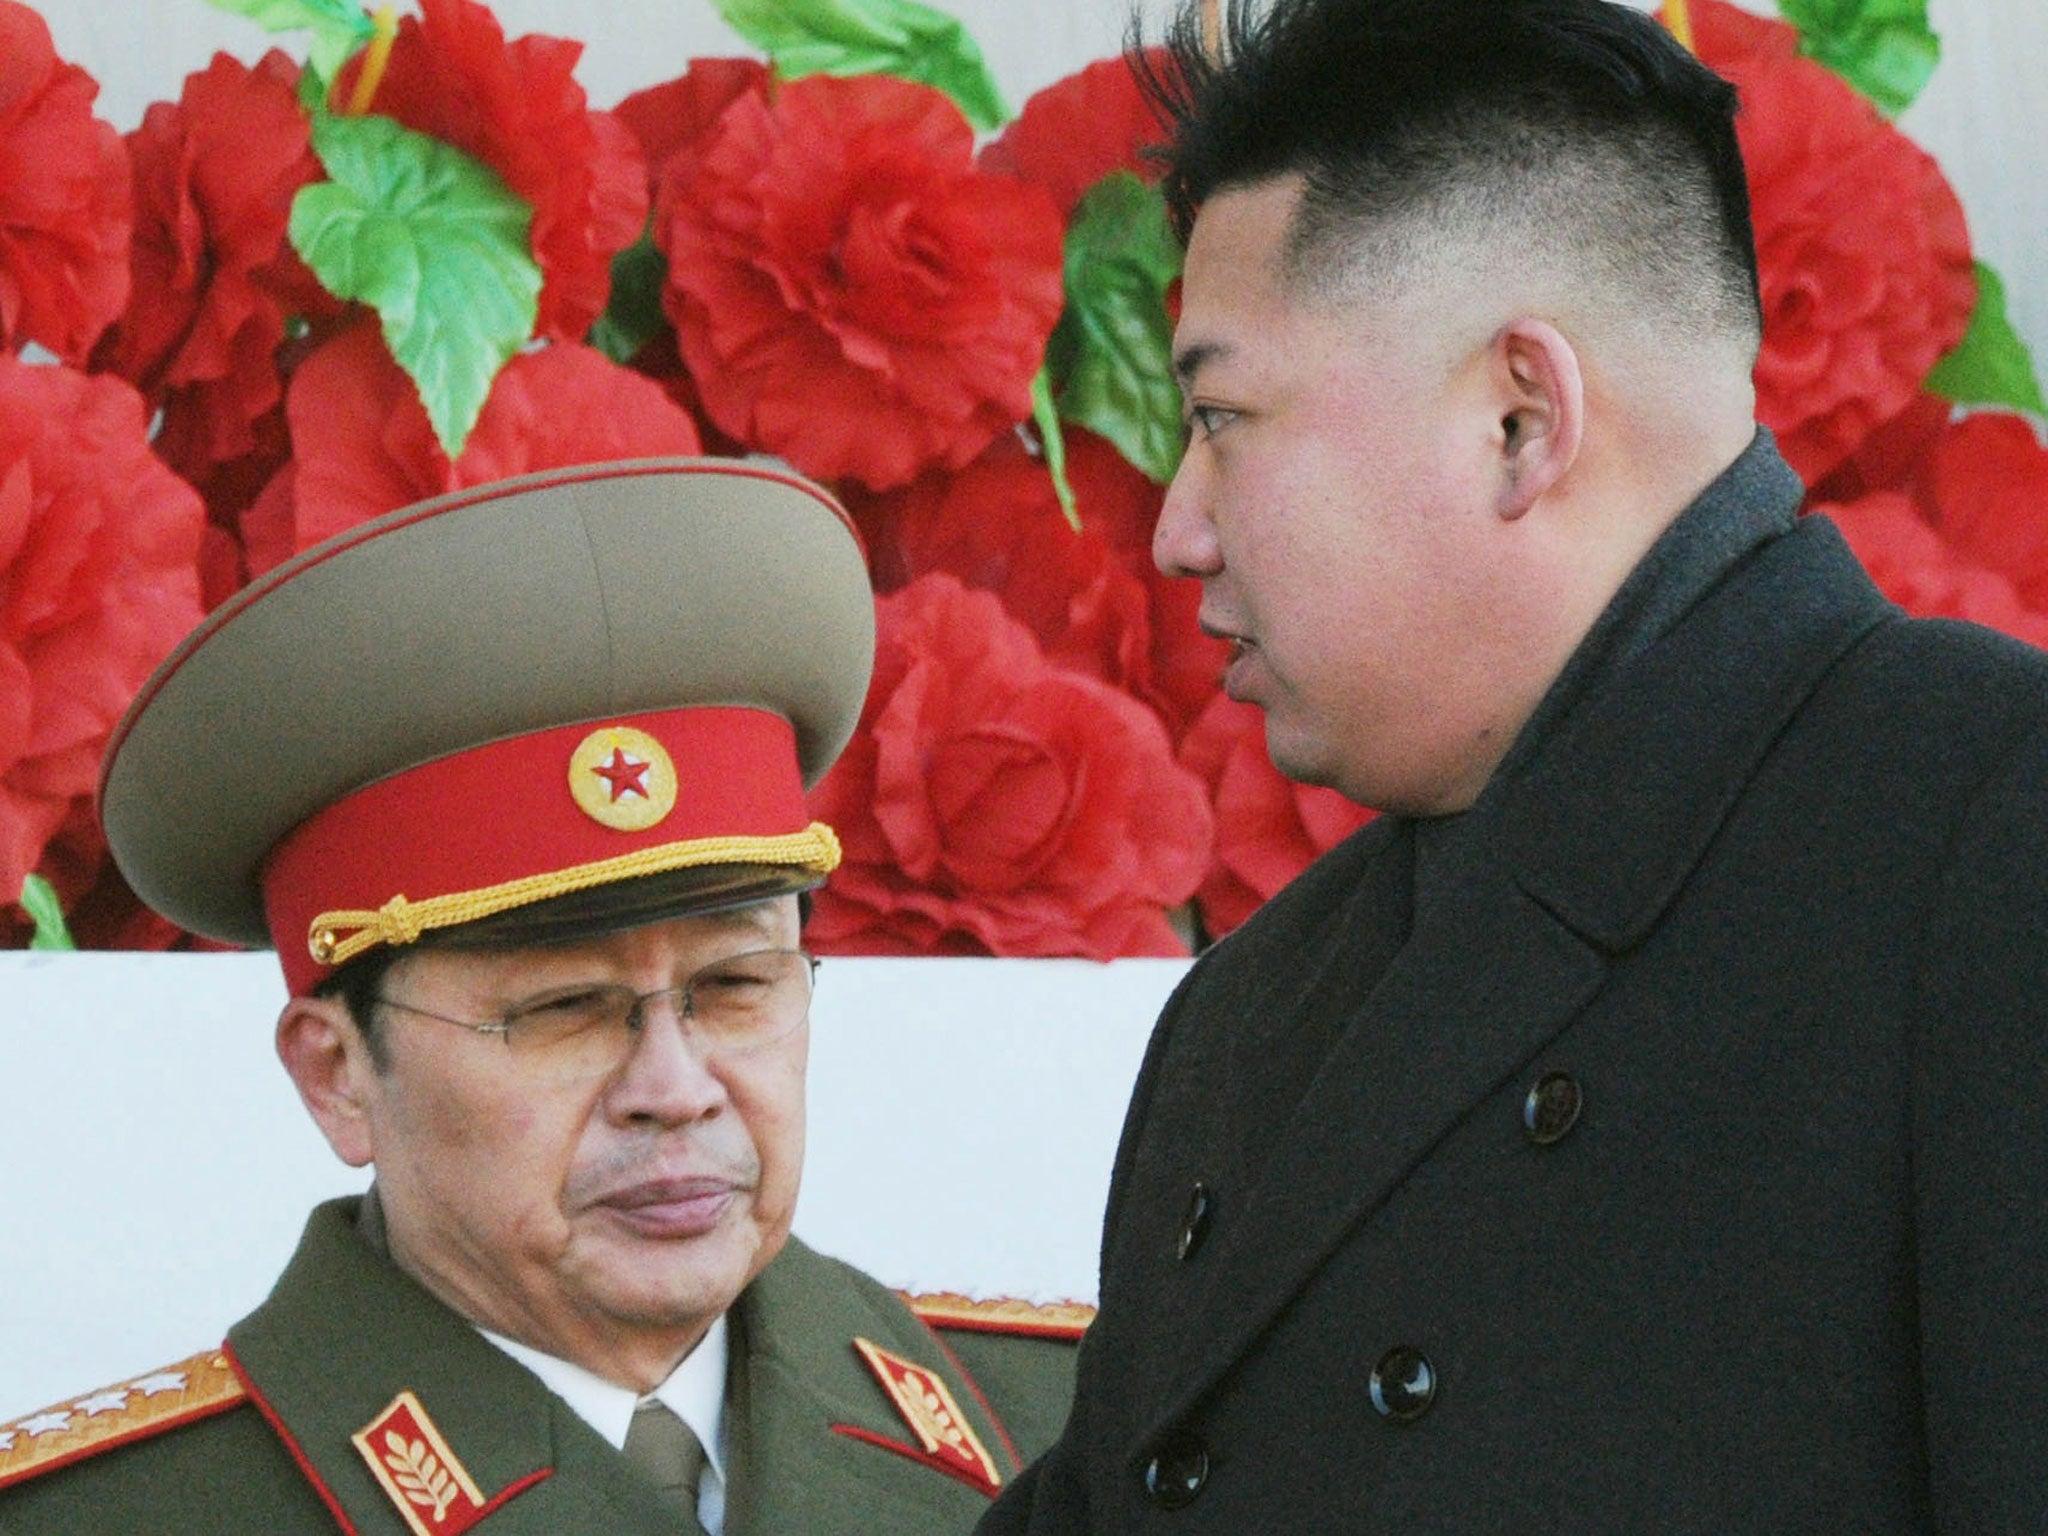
top-left (277, 994), bottom-right (377, 1169)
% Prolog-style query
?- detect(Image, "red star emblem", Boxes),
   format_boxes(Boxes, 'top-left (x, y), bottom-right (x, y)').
top-left (591, 747), bottom-right (652, 802)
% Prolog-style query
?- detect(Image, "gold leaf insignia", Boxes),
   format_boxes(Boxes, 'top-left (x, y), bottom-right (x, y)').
top-left (351, 1391), bottom-right (487, 1536)
top-left (851, 1337), bottom-right (1002, 1493)
top-left (385, 1432), bottom-right (458, 1521)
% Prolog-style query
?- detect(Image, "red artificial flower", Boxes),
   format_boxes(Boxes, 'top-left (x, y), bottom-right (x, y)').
top-left (659, 72), bottom-right (1065, 491)
top-left (1803, 391), bottom-right (1954, 508)
top-left (0, 356), bottom-right (205, 918)
top-left (1920, 411), bottom-right (2048, 611)
top-left (1047, 432), bottom-right (1231, 744)
top-left (249, 322), bottom-right (702, 564)
top-left (1820, 490), bottom-right (2048, 650)
top-left (979, 51), bottom-right (1174, 219)
top-left (613, 58), bottom-right (769, 200)
top-left (1178, 691), bottom-right (1374, 938)
top-left (851, 427), bottom-right (1227, 742)
top-left (1690, 0), bottom-right (1975, 484)
top-left (95, 49), bottom-right (328, 481)
top-left (0, 1), bottom-right (130, 363)
top-left (342, 0), bottom-right (647, 342)
top-left (808, 573), bottom-right (1214, 957)
top-left (0, 799), bottom-right (193, 951)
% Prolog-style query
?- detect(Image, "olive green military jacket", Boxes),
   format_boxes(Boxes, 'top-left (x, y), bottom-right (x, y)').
top-left (0, 1197), bottom-right (1080, 1535)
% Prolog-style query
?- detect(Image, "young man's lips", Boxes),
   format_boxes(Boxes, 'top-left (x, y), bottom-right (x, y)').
top-left (597, 1178), bottom-right (739, 1238)
top-left (1219, 634), bottom-right (1259, 698)
top-left (1198, 615), bottom-right (1252, 651)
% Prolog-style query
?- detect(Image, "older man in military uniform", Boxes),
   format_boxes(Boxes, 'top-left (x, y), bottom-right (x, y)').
top-left (0, 461), bottom-right (1081, 1535)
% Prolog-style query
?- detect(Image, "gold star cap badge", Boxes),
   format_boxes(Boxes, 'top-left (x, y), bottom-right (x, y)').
top-left (569, 725), bottom-right (678, 831)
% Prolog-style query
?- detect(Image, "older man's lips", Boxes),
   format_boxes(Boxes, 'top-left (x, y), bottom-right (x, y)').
top-left (598, 1177), bottom-right (739, 1239)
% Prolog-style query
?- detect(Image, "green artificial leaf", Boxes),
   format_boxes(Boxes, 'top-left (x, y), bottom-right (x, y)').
top-left (1925, 262), bottom-right (2048, 416)
top-left (1031, 369), bottom-right (1081, 531)
top-left (1777, 0), bottom-right (1940, 116)
top-left (19, 875), bottom-right (75, 952)
top-left (712, 0), bottom-right (1010, 130)
top-left (297, 60), bottom-right (330, 113)
top-left (1046, 172), bottom-right (1185, 486)
top-left (588, 231), bottom-right (669, 366)
top-left (201, 0), bottom-right (378, 85)
top-left (292, 111), bottom-right (542, 461)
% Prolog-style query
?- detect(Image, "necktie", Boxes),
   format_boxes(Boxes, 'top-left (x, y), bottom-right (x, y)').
top-left (624, 1399), bottom-right (712, 1535)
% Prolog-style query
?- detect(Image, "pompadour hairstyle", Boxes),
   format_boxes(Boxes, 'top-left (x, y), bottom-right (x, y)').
top-left (1137, 0), bottom-right (1763, 345)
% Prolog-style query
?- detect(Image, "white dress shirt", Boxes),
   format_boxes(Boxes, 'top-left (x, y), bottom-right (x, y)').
top-left (478, 1316), bottom-right (730, 1534)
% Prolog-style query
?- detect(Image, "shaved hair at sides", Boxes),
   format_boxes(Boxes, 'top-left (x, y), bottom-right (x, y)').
top-left (1138, 0), bottom-right (1763, 359)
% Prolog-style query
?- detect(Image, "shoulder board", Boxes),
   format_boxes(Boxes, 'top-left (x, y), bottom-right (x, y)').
top-left (0, 1348), bottom-right (245, 1492)
top-left (902, 1292), bottom-right (1096, 1341)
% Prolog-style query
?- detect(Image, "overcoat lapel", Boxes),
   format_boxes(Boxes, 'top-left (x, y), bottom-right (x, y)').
top-left (1142, 846), bottom-right (1607, 1447)
top-left (1497, 515), bottom-right (1892, 948)
top-left (1140, 514), bottom-right (1894, 1450)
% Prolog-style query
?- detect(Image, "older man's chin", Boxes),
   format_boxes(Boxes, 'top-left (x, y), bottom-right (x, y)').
top-left (570, 1199), bottom-right (786, 1335)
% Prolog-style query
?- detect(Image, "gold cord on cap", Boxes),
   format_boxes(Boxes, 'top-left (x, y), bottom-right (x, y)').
top-left (307, 823), bottom-right (842, 968)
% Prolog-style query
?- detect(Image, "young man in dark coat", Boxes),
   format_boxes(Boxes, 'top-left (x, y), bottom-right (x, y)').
top-left (0, 461), bottom-right (1081, 1536)
top-left (981, 0), bottom-right (2048, 1530)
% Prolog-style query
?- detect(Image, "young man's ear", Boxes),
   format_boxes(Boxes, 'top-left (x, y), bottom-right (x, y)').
top-left (1492, 317), bottom-right (1585, 520)
top-left (276, 995), bottom-right (378, 1169)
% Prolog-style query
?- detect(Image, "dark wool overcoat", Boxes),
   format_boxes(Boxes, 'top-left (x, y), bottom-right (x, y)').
top-left (982, 435), bottom-right (2048, 1534)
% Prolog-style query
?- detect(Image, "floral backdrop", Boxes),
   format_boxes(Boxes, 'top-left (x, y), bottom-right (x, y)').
top-left (0, 0), bottom-right (2040, 959)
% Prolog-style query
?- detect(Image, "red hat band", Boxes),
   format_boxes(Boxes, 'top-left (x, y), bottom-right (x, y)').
top-left (263, 706), bottom-right (837, 995)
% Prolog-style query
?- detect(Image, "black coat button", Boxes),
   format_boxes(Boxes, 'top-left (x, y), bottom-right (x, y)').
top-left (1177, 1181), bottom-right (1213, 1261)
top-left (1523, 1070), bottom-right (1583, 1145)
top-left (1370, 1346), bottom-right (1437, 1422)
top-left (1143, 1435), bottom-right (1210, 1508)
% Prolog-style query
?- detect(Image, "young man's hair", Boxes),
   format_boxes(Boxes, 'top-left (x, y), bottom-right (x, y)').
top-left (1139, 0), bottom-right (1762, 348)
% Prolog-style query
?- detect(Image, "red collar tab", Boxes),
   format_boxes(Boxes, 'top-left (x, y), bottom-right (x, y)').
top-left (849, 1337), bottom-right (1003, 1496)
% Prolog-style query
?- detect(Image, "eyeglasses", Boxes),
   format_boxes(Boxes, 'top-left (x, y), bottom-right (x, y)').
top-left (373, 947), bottom-right (818, 1079)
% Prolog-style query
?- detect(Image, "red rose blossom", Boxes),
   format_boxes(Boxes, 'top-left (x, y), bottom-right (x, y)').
top-left (248, 322), bottom-right (703, 564)
top-left (1820, 491), bottom-right (2048, 650)
top-left (95, 50), bottom-right (328, 479)
top-left (659, 72), bottom-right (1065, 491)
top-left (1178, 691), bottom-right (1375, 938)
top-left (979, 51), bottom-right (1174, 219)
top-left (0, 1), bottom-right (130, 364)
top-left (808, 573), bottom-right (1214, 957)
top-left (0, 356), bottom-right (204, 916)
top-left (1691, 0), bottom-right (1975, 484)
top-left (851, 428), bottom-right (1227, 742)
top-left (340, 0), bottom-right (647, 342)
